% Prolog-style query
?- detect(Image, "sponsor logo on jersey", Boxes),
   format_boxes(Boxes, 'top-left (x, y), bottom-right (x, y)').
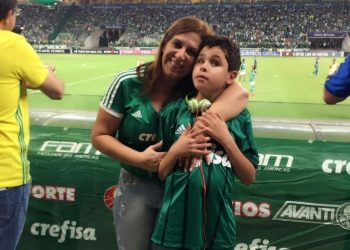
top-left (30, 220), bottom-right (97, 243)
top-left (322, 159), bottom-right (350, 175)
top-left (234, 238), bottom-right (290, 250)
top-left (206, 150), bottom-right (231, 168)
top-left (131, 110), bottom-right (142, 118)
top-left (175, 124), bottom-right (186, 135)
top-left (138, 133), bottom-right (157, 142)
top-left (38, 141), bottom-right (101, 160)
top-left (258, 153), bottom-right (293, 172)
top-left (104, 185), bottom-right (118, 210)
top-left (273, 201), bottom-right (350, 230)
top-left (31, 184), bottom-right (76, 202)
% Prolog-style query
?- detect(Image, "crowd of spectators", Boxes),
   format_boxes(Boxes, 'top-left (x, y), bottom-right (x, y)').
top-left (16, 4), bottom-right (68, 44)
top-left (17, 2), bottom-right (349, 49)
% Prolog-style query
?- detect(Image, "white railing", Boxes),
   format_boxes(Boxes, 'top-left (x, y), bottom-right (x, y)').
top-left (29, 109), bottom-right (350, 142)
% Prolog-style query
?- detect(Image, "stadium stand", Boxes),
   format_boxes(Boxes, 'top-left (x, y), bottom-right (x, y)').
top-left (17, 1), bottom-right (349, 49)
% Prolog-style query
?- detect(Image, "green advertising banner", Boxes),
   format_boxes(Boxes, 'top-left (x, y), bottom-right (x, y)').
top-left (17, 125), bottom-right (350, 250)
top-left (233, 139), bottom-right (350, 250)
top-left (18, 125), bottom-right (119, 250)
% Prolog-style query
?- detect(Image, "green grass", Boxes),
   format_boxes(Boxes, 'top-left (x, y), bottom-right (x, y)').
top-left (29, 54), bottom-right (350, 120)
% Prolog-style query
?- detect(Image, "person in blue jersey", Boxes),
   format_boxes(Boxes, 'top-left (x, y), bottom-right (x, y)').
top-left (152, 35), bottom-right (258, 250)
top-left (323, 55), bottom-right (350, 104)
top-left (91, 16), bottom-right (249, 250)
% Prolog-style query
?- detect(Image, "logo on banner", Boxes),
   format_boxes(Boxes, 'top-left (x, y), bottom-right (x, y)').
top-left (38, 141), bottom-right (101, 160)
top-left (104, 185), bottom-right (118, 210)
top-left (273, 201), bottom-right (350, 230)
top-left (31, 184), bottom-right (76, 202)
top-left (336, 203), bottom-right (350, 230)
top-left (234, 238), bottom-right (290, 250)
top-left (322, 159), bottom-right (350, 175)
top-left (30, 220), bottom-right (97, 243)
top-left (233, 200), bottom-right (271, 218)
top-left (258, 153), bottom-right (293, 172)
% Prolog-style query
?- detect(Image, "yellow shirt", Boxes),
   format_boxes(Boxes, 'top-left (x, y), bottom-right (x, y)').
top-left (0, 30), bottom-right (48, 187)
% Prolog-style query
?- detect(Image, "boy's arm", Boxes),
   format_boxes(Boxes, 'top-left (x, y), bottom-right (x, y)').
top-left (220, 133), bottom-right (256, 185)
top-left (196, 111), bottom-right (256, 185)
top-left (158, 144), bottom-right (181, 181)
top-left (209, 80), bottom-right (248, 121)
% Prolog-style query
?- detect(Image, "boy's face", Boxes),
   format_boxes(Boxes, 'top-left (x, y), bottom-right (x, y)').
top-left (192, 46), bottom-right (234, 101)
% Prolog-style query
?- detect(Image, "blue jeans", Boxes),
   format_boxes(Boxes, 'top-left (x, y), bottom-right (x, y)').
top-left (114, 170), bottom-right (163, 250)
top-left (0, 182), bottom-right (31, 250)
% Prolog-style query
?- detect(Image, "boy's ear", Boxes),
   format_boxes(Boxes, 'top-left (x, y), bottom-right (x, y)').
top-left (226, 71), bottom-right (237, 85)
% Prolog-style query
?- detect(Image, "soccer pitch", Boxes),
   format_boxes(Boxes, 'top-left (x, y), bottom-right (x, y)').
top-left (29, 54), bottom-right (350, 120)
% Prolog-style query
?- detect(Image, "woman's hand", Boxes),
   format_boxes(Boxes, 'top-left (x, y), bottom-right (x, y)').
top-left (139, 141), bottom-right (166, 172)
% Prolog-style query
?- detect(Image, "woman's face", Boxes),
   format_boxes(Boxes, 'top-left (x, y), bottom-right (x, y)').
top-left (161, 32), bottom-right (201, 83)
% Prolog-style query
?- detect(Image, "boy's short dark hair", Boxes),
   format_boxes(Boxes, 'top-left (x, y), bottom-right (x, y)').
top-left (0, 0), bottom-right (17, 20)
top-left (199, 35), bottom-right (241, 72)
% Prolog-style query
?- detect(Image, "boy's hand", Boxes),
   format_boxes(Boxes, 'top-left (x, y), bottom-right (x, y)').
top-left (196, 111), bottom-right (230, 145)
top-left (171, 124), bottom-right (211, 160)
top-left (179, 121), bottom-right (212, 171)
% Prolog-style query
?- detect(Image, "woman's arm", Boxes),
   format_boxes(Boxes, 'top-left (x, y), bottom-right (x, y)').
top-left (210, 80), bottom-right (249, 121)
top-left (91, 107), bottom-right (165, 172)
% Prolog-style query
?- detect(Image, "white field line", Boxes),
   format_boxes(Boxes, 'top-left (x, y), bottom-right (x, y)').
top-left (28, 73), bottom-right (116, 94)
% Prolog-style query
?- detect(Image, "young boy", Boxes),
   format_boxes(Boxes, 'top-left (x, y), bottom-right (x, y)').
top-left (151, 36), bottom-right (258, 250)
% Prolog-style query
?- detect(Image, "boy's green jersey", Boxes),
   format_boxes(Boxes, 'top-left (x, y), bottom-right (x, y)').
top-left (152, 99), bottom-right (259, 250)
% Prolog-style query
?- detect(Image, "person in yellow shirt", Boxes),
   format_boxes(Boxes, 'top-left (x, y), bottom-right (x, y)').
top-left (0, 1), bottom-right (64, 249)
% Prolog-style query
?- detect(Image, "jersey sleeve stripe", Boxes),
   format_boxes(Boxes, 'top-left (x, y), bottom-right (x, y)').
top-left (101, 69), bottom-right (138, 109)
top-left (15, 103), bottom-right (29, 183)
top-left (99, 104), bottom-right (124, 119)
